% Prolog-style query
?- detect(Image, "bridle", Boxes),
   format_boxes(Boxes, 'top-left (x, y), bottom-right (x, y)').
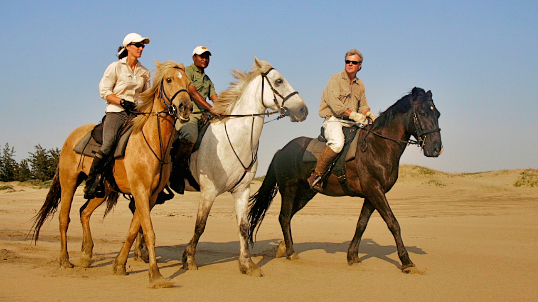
top-left (411, 108), bottom-right (441, 148)
top-left (224, 68), bottom-right (300, 188)
top-left (141, 67), bottom-right (190, 192)
top-left (361, 103), bottom-right (441, 150)
top-left (157, 66), bottom-right (190, 120)
top-left (260, 68), bottom-right (299, 119)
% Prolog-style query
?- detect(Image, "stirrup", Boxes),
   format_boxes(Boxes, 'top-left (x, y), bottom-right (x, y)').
top-left (308, 171), bottom-right (323, 192)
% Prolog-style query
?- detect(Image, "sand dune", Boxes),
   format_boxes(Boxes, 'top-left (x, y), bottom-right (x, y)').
top-left (1, 166), bottom-right (537, 301)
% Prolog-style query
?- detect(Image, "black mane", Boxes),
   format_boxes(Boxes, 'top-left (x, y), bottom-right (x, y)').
top-left (371, 87), bottom-right (426, 131)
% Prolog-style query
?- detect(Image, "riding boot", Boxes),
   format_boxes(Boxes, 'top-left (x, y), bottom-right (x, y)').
top-left (307, 146), bottom-right (339, 192)
top-left (84, 151), bottom-right (107, 200)
top-left (169, 139), bottom-right (195, 194)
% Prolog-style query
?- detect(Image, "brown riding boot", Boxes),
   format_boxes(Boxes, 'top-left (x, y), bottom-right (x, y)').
top-left (169, 139), bottom-right (195, 194)
top-left (307, 146), bottom-right (339, 192)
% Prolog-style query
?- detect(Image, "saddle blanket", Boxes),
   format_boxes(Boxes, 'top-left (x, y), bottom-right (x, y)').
top-left (302, 130), bottom-right (360, 163)
top-left (73, 127), bottom-right (133, 158)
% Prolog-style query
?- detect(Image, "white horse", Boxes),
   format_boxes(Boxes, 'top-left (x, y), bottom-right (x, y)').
top-left (179, 57), bottom-right (308, 276)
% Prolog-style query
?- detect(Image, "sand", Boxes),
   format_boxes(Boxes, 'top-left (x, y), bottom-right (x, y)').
top-left (1, 166), bottom-right (537, 301)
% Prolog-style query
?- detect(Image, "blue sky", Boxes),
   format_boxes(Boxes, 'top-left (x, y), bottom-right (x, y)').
top-left (1, 0), bottom-right (537, 174)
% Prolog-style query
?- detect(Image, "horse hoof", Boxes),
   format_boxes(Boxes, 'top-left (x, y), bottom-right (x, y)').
top-left (347, 254), bottom-right (361, 265)
top-left (60, 259), bottom-right (74, 269)
top-left (245, 267), bottom-right (264, 277)
top-left (113, 265), bottom-right (128, 275)
top-left (182, 261), bottom-right (198, 270)
top-left (286, 253), bottom-right (299, 260)
top-left (79, 255), bottom-right (93, 268)
top-left (134, 253), bottom-right (150, 263)
top-left (240, 264), bottom-right (264, 277)
top-left (402, 265), bottom-right (424, 275)
top-left (275, 241), bottom-right (286, 258)
top-left (148, 278), bottom-right (176, 289)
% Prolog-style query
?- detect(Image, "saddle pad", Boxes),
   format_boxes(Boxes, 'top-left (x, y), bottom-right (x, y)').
top-left (303, 131), bottom-right (360, 163)
top-left (73, 127), bottom-right (134, 159)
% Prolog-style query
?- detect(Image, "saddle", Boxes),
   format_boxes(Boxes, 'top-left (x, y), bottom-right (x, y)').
top-left (303, 125), bottom-right (362, 195)
top-left (73, 115), bottom-right (134, 159)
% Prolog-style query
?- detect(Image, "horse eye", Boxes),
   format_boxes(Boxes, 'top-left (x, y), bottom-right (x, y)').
top-left (166, 78), bottom-right (172, 83)
top-left (275, 79), bottom-right (284, 86)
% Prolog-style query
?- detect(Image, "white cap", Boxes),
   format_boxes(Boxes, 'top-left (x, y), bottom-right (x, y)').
top-left (118, 33), bottom-right (150, 56)
top-left (192, 46), bottom-right (211, 56)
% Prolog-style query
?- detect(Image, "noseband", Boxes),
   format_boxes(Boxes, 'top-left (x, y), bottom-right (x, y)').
top-left (158, 66), bottom-right (189, 119)
top-left (261, 68), bottom-right (299, 118)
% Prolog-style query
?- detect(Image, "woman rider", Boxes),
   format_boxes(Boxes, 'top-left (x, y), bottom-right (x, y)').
top-left (84, 33), bottom-right (151, 199)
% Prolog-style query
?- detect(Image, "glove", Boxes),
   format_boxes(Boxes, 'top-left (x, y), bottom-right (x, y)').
top-left (349, 111), bottom-right (367, 125)
top-left (120, 99), bottom-right (136, 114)
top-left (365, 111), bottom-right (376, 122)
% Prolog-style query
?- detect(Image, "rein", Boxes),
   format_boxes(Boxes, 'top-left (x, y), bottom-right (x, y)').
top-left (360, 107), bottom-right (441, 149)
top-left (221, 68), bottom-right (299, 188)
top-left (139, 72), bottom-right (189, 193)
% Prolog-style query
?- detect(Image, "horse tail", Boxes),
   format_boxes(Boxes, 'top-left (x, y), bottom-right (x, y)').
top-left (247, 156), bottom-right (279, 245)
top-left (31, 165), bottom-right (61, 243)
top-left (103, 191), bottom-right (120, 218)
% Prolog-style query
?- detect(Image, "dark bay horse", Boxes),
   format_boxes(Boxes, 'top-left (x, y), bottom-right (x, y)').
top-left (247, 87), bottom-right (442, 273)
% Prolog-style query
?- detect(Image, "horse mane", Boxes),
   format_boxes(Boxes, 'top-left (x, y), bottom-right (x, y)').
top-left (132, 60), bottom-right (183, 132)
top-left (371, 87), bottom-right (426, 131)
top-left (211, 59), bottom-right (274, 117)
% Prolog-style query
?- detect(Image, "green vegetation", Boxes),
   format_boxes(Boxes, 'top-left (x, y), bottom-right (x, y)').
top-left (0, 143), bottom-right (59, 182)
top-left (514, 169), bottom-right (538, 188)
top-left (423, 179), bottom-right (446, 187)
top-left (0, 185), bottom-right (14, 191)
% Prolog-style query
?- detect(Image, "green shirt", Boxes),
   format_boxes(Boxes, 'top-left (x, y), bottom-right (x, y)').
top-left (185, 63), bottom-right (217, 112)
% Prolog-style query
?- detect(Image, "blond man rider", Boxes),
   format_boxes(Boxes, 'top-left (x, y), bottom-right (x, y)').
top-left (308, 48), bottom-right (376, 191)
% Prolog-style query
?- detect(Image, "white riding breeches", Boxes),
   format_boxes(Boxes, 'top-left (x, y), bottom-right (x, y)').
top-left (322, 116), bottom-right (356, 153)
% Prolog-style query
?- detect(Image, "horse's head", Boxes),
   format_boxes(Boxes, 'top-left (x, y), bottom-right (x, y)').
top-left (154, 59), bottom-right (193, 124)
top-left (409, 87), bottom-right (443, 157)
top-left (255, 57), bottom-right (308, 122)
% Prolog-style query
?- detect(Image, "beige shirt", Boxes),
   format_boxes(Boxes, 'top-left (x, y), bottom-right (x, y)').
top-left (318, 70), bottom-right (369, 118)
top-left (99, 57), bottom-right (150, 113)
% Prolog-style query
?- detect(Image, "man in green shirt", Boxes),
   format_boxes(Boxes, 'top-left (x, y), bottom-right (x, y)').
top-left (171, 46), bottom-right (218, 193)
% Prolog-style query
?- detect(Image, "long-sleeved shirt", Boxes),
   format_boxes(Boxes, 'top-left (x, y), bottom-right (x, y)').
top-left (98, 57), bottom-right (150, 113)
top-left (318, 70), bottom-right (369, 118)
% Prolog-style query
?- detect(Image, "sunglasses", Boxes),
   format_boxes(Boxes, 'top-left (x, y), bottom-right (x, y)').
top-left (130, 42), bottom-right (145, 48)
top-left (345, 60), bottom-right (361, 65)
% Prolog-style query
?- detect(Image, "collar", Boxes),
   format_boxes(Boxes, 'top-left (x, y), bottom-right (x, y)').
top-left (340, 70), bottom-right (359, 84)
top-left (120, 57), bottom-right (140, 68)
top-left (189, 63), bottom-right (205, 75)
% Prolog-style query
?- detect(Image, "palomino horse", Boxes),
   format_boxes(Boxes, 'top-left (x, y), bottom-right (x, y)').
top-left (31, 60), bottom-right (192, 285)
top-left (177, 57), bottom-right (308, 276)
top-left (247, 87), bottom-right (442, 274)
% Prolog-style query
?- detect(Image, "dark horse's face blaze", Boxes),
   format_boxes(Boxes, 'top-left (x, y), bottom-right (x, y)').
top-left (411, 89), bottom-right (442, 157)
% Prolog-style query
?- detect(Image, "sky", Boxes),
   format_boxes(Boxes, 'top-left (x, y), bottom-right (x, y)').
top-left (1, 0), bottom-right (537, 175)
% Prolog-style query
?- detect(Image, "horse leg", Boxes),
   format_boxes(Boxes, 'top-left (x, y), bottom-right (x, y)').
top-left (58, 179), bottom-right (79, 268)
top-left (79, 196), bottom-right (107, 267)
top-left (278, 181), bottom-right (315, 260)
top-left (113, 211), bottom-right (142, 275)
top-left (233, 188), bottom-right (263, 276)
top-left (182, 190), bottom-right (217, 270)
top-left (132, 191), bottom-right (164, 283)
top-left (347, 198), bottom-right (375, 265)
top-left (129, 198), bottom-right (149, 263)
top-left (368, 189), bottom-right (418, 273)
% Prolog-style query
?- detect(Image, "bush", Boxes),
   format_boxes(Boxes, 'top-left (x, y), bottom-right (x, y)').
top-left (514, 169), bottom-right (538, 188)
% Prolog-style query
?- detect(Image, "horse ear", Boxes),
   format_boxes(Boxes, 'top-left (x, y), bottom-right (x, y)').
top-left (153, 59), bottom-right (161, 68)
top-left (177, 62), bottom-right (185, 69)
top-left (254, 56), bottom-right (262, 68)
top-left (427, 90), bottom-right (432, 99)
